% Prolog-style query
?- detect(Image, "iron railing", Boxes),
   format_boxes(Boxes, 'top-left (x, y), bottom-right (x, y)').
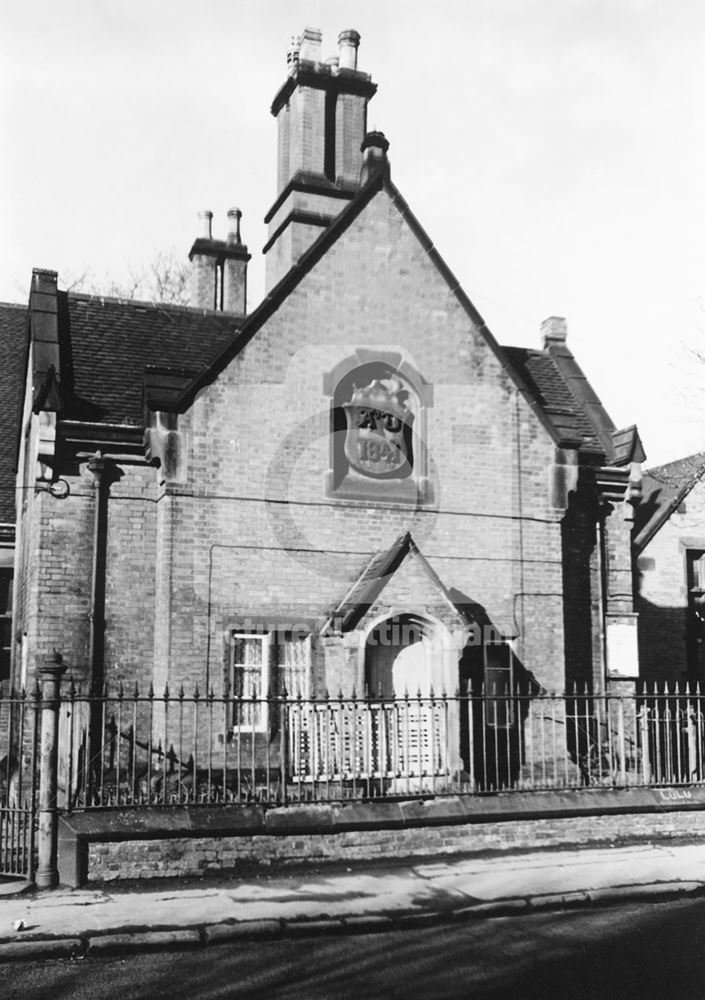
top-left (49, 682), bottom-right (705, 811)
top-left (0, 687), bottom-right (39, 877)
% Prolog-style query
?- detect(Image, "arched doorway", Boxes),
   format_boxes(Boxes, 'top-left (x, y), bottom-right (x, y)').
top-left (363, 614), bottom-right (451, 786)
top-left (365, 614), bottom-right (432, 698)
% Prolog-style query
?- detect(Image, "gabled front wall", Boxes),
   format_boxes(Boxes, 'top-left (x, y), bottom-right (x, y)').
top-left (162, 190), bottom-right (568, 696)
top-left (13, 193), bottom-right (596, 702)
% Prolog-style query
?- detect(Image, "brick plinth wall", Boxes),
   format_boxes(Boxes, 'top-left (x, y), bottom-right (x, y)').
top-left (84, 807), bottom-right (705, 883)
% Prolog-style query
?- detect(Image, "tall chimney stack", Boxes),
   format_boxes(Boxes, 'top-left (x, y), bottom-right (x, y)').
top-left (264, 27), bottom-right (378, 291)
top-left (189, 209), bottom-right (251, 314)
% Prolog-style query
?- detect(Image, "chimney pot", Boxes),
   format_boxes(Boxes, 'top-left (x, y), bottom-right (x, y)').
top-left (360, 131), bottom-right (390, 185)
top-left (227, 207), bottom-right (242, 245)
top-left (541, 316), bottom-right (568, 348)
top-left (198, 210), bottom-right (213, 240)
top-left (338, 29), bottom-right (361, 70)
top-left (325, 56), bottom-right (339, 73)
top-left (299, 26), bottom-right (322, 63)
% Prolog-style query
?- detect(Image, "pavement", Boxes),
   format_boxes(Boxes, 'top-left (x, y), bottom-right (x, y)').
top-left (2, 840), bottom-right (705, 962)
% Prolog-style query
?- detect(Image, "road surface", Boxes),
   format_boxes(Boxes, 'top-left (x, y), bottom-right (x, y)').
top-left (1, 897), bottom-right (703, 999)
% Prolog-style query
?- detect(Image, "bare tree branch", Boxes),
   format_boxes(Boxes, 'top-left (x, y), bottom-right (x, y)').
top-left (62, 250), bottom-right (190, 306)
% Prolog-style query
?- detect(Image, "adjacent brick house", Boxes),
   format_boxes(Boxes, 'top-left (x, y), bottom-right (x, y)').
top-left (0, 303), bottom-right (26, 687)
top-left (635, 453), bottom-right (705, 687)
top-left (2, 28), bottom-right (647, 777)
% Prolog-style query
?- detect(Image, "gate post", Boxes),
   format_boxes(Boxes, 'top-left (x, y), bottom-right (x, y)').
top-left (35, 656), bottom-right (67, 889)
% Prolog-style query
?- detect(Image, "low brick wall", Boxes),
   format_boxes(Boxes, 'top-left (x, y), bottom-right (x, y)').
top-left (86, 808), bottom-right (705, 882)
top-left (53, 786), bottom-right (705, 884)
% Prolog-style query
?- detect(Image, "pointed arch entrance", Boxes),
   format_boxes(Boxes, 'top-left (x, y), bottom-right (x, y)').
top-left (364, 614), bottom-right (434, 698)
top-left (363, 613), bottom-right (456, 786)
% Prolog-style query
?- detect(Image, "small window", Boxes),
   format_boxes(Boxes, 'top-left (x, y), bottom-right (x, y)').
top-left (686, 550), bottom-right (705, 683)
top-left (229, 631), bottom-right (311, 730)
top-left (689, 551), bottom-right (705, 594)
top-left (278, 635), bottom-right (311, 698)
top-left (484, 642), bottom-right (514, 728)
top-left (231, 633), bottom-right (270, 730)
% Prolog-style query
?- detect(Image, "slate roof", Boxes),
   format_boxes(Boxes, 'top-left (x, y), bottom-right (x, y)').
top-left (57, 293), bottom-right (238, 425)
top-left (327, 533), bottom-right (415, 632)
top-left (633, 452), bottom-right (705, 552)
top-left (503, 347), bottom-right (609, 454)
top-left (0, 303), bottom-right (28, 525)
top-left (326, 532), bottom-right (461, 633)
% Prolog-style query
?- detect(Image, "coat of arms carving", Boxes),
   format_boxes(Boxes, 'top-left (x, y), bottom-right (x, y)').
top-left (343, 376), bottom-right (414, 478)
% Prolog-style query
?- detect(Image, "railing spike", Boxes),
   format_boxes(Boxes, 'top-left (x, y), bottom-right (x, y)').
top-left (163, 683), bottom-right (170, 700)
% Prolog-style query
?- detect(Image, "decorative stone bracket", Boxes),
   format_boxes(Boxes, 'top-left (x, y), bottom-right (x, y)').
top-left (146, 411), bottom-right (186, 484)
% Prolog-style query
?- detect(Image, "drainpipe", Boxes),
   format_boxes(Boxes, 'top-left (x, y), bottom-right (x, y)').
top-left (86, 452), bottom-right (113, 794)
top-left (87, 452), bottom-right (110, 693)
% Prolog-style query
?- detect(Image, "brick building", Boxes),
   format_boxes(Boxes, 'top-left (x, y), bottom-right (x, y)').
top-left (0, 304), bottom-right (25, 685)
top-left (635, 453), bottom-right (705, 687)
top-left (2, 28), bottom-right (647, 777)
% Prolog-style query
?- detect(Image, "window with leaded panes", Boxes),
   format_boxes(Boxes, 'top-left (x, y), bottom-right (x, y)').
top-left (229, 631), bottom-right (311, 730)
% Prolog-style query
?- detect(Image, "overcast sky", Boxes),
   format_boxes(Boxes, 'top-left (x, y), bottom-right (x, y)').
top-left (2, 0), bottom-right (703, 466)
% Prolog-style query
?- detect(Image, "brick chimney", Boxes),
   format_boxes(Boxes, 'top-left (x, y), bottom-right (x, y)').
top-left (541, 316), bottom-right (568, 348)
top-left (264, 27), bottom-right (377, 291)
top-left (189, 209), bottom-right (250, 314)
top-left (30, 268), bottom-right (60, 386)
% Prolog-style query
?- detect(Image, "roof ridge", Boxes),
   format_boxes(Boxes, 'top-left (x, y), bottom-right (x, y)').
top-left (66, 290), bottom-right (241, 319)
top-left (634, 454), bottom-right (705, 552)
top-left (644, 451), bottom-right (705, 476)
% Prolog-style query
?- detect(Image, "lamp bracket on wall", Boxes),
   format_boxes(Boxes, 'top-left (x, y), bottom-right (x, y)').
top-left (35, 479), bottom-right (71, 500)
